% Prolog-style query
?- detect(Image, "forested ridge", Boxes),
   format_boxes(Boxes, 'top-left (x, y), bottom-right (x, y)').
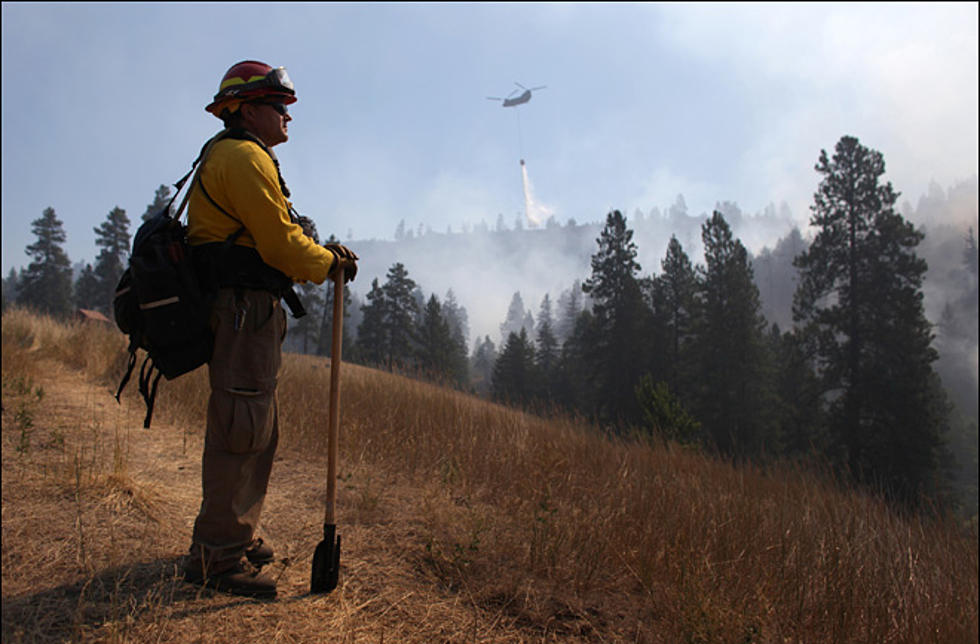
top-left (4, 135), bottom-right (977, 518)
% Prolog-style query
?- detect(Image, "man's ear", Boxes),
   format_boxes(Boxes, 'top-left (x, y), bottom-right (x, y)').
top-left (238, 103), bottom-right (261, 132)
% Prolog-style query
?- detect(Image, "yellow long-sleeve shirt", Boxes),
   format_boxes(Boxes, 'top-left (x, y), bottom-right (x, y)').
top-left (187, 136), bottom-right (334, 285)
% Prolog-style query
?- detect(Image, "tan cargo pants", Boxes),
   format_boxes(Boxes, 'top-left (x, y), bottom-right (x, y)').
top-left (186, 288), bottom-right (286, 575)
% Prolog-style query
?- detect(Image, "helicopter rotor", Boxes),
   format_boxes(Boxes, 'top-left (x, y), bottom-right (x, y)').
top-left (486, 83), bottom-right (548, 103)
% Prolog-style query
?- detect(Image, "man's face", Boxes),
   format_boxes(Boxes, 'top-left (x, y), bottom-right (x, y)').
top-left (241, 101), bottom-right (291, 147)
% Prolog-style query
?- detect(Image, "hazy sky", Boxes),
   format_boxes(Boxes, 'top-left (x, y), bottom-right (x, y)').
top-left (2, 2), bottom-right (977, 278)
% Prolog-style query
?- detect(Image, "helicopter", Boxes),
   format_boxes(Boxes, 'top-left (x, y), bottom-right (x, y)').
top-left (487, 82), bottom-right (546, 107)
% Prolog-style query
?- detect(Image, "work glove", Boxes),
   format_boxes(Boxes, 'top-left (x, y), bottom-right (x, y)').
top-left (324, 243), bottom-right (359, 283)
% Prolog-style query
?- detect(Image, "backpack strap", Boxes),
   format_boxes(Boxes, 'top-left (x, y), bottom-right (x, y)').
top-left (194, 172), bottom-right (246, 236)
top-left (192, 130), bottom-right (307, 319)
top-left (172, 130), bottom-right (230, 223)
top-left (282, 288), bottom-right (307, 318)
top-left (114, 348), bottom-right (138, 403)
top-left (115, 348), bottom-right (162, 429)
top-left (137, 354), bottom-right (164, 429)
top-left (168, 127), bottom-right (287, 224)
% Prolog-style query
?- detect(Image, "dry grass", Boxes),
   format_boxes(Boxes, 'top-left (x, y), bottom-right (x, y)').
top-left (2, 307), bottom-right (977, 643)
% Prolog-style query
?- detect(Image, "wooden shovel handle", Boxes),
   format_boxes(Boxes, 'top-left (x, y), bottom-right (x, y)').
top-left (325, 271), bottom-right (344, 525)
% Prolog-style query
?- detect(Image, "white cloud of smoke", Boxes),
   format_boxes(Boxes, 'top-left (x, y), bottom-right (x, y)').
top-left (520, 160), bottom-right (554, 228)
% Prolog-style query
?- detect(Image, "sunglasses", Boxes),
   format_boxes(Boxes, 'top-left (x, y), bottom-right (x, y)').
top-left (257, 102), bottom-right (288, 116)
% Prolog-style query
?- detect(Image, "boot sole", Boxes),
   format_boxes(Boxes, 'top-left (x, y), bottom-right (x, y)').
top-left (184, 573), bottom-right (277, 598)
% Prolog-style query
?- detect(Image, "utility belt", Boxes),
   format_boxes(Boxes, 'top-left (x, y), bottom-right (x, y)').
top-left (193, 242), bottom-right (306, 318)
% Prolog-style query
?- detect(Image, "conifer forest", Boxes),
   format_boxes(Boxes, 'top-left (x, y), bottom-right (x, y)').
top-left (4, 135), bottom-right (977, 520)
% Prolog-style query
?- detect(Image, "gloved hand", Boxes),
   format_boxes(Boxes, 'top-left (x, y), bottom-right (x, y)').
top-left (324, 243), bottom-right (359, 283)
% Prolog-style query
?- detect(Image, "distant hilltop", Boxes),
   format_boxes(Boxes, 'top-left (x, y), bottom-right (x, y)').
top-left (342, 204), bottom-right (799, 343)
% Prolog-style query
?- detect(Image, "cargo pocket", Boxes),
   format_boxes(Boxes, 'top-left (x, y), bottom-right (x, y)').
top-left (208, 289), bottom-right (284, 393)
top-left (209, 387), bottom-right (276, 455)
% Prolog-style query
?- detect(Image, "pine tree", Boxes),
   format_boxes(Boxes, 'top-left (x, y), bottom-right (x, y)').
top-left (554, 280), bottom-right (583, 344)
top-left (382, 262), bottom-right (419, 370)
top-left (499, 292), bottom-right (532, 345)
top-left (652, 235), bottom-right (699, 393)
top-left (142, 184), bottom-right (172, 221)
top-left (92, 206), bottom-right (131, 313)
top-left (293, 280), bottom-right (324, 354)
top-left (73, 263), bottom-right (102, 310)
top-left (555, 308), bottom-right (597, 414)
top-left (958, 227), bottom-right (979, 341)
top-left (470, 335), bottom-right (497, 397)
top-left (313, 277), bottom-right (331, 357)
top-left (668, 194), bottom-right (688, 220)
top-left (440, 289), bottom-right (470, 387)
top-left (964, 227), bottom-right (978, 280)
top-left (2, 267), bottom-right (20, 312)
top-left (581, 210), bottom-right (652, 425)
top-left (769, 325), bottom-right (826, 457)
top-left (583, 211), bottom-right (641, 320)
top-left (410, 286), bottom-right (426, 329)
top-left (442, 289), bottom-right (470, 350)
top-left (315, 280), bottom-right (351, 358)
top-left (635, 376), bottom-right (702, 445)
top-left (794, 135), bottom-right (949, 507)
top-left (522, 310), bottom-right (535, 337)
top-left (491, 329), bottom-right (536, 407)
top-left (355, 278), bottom-right (387, 366)
top-left (534, 294), bottom-right (559, 402)
top-left (416, 294), bottom-right (463, 384)
top-left (314, 234), bottom-right (351, 358)
top-left (690, 211), bottom-right (778, 458)
top-left (643, 278), bottom-right (671, 389)
top-left (753, 227), bottom-right (807, 330)
top-left (19, 207), bottom-right (73, 318)
top-left (345, 291), bottom-right (363, 349)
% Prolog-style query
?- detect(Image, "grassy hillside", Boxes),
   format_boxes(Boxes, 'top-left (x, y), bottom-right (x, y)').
top-left (2, 307), bottom-right (977, 643)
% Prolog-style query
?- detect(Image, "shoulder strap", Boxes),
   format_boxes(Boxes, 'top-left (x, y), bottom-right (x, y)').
top-left (188, 128), bottom-right (307, 320)
top-left (167, 127), bottom-right (289, 224)
top-left (172, 130), bottom-right (230, 223)
top-left (195, 171), bottom-right (246, 238)
top-left (185, 128), bottom-right (285, 232)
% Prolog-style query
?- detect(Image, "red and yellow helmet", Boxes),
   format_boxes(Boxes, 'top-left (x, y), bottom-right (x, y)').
top-left (205, 60), bottom-right (297, 117)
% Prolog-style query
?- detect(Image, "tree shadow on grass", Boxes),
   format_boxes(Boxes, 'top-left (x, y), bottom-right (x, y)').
top-left (1, 555), bottom-right (278, 641)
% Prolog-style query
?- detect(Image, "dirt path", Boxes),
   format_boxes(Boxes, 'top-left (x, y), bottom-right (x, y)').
top-left (2, 361), bottom-right (574, 643)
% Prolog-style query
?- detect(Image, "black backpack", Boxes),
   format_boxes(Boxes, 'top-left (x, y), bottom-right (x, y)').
top-left (113, 133), bottom-right (242, 428)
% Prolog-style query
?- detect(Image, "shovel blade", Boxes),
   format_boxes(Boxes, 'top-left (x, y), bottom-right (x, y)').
top-left (311, 523), bottom-right (341, 594)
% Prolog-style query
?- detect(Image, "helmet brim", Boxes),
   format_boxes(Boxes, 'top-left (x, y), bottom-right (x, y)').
top-left (206, 91), bottom-right (297, 117)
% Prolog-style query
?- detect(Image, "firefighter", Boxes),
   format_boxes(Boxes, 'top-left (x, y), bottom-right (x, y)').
top-left (182, 60), bottom-right (357, 597)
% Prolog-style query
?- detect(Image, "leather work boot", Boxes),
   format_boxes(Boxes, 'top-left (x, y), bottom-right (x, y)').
top-left (245, 537), bottom-right (275, 566)
top-left (183, 560), bottom-right (277, 598)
